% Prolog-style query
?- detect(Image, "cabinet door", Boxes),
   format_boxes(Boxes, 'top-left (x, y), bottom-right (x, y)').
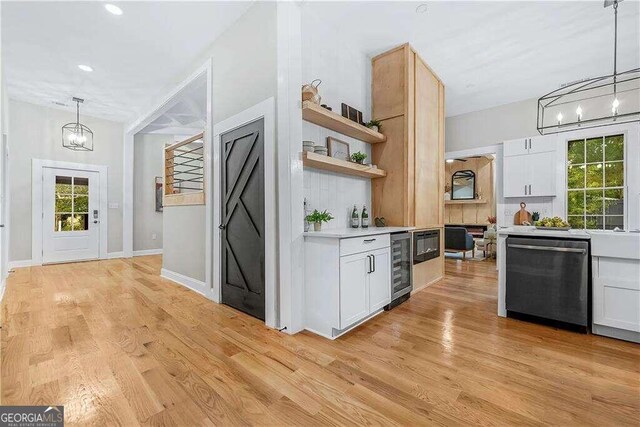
top-left (503, 138), bottom-right (529, 157)
top-left (528, 134), bottom-right (557, 154)
top-left (503, 154), bottom-right (529, 197)
top-left (528, 151), bottom-right (556, 197)
top-left (369, 248), bottom-right (391, 312)
top-left (339, 253), bottom-right (369, 329)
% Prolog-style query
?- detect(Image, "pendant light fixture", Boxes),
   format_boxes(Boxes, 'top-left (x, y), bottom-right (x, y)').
top-left (62, 97), bottom-right (94, 151)
top-left (536, 0), bottom-right (639, 134)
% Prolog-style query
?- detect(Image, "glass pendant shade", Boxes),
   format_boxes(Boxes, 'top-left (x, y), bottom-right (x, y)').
top-left (537, 0), bottom-right (640, 135)
top-left (62, 98), bottom-right (94, 151)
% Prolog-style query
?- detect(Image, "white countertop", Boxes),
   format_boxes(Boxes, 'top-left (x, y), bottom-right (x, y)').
top-left (498, 226), bottom-right (591, 239)
top-left (303, 226), bottom-right (415, 239)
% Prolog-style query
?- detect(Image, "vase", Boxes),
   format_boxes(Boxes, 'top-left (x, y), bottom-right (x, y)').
top-left (371, 125), bottom-right (379, 132)
top-left (444, 192), bottom-right (451, 201)
top-left (314, 222), bottom-right (322, 232)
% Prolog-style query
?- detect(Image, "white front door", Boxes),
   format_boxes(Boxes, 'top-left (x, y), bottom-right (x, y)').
top-left (42, 167), bottom-right (100, 264)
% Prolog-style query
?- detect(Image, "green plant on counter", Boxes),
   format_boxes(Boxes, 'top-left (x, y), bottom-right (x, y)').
top-left (364, 119), bottom-right (382, 131)
top-left (532, 211), bottom-right (540, 222)
top-left (305, 209), bottom-right (334, 224)
top-left (350, 151), bottom-right (367, 164)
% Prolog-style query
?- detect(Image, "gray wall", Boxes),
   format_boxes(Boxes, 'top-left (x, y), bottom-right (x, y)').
top-left (445, 97), bottom-right (538, 152)
top-left (161, 1), bottom-right (277, 282)
top-left (133, 134), bottom-right (169, 252)
top-left (8, 99), bottom-right (124, 261)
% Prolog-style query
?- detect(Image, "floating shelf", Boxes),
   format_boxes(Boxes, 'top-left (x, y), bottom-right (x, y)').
top-left (302, 101), bottom-right (386, 144)
top-left (445, 199), bottom-right (488, 205)
top-left (302, 151), bottom-right (386, 179)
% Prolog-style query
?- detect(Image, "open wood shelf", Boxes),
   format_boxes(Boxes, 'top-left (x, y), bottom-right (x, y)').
top-left (302, 101), bottom-right (386, 144)
top-left (445, 199), bottom-right (488, 205)
top-left (302, 151), bottom-right (386, 179)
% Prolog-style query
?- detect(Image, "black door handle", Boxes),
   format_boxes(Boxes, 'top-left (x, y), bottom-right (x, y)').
top-left (372, 254), bottom-right (376, 273)
top-left (367, 255), bottom-right (372, 274)
top-left (219, 224), bottom-right (226, 230)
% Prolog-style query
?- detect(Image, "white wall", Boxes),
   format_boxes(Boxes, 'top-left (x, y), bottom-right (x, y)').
top-left (0, 33), bottom-right (9, 296)
top-left (301, 6), bottom-right (372, 229)
top-left (133, 134), bottom-right (168, 252)
top-left (160, 1), bottom-right (277, 283)
top-left (8, 100), bottom-right (124, 261)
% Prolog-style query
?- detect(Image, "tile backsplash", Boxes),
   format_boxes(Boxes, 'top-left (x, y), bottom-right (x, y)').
top-left (502, 197), bottom-right (554, 224)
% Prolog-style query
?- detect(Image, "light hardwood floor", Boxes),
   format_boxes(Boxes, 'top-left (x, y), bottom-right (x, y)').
top-left (2, 256), bottom-right (638, 426)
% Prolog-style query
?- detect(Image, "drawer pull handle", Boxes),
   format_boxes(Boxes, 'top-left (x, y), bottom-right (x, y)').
top-left (363, 239), bottom-right (376, 243)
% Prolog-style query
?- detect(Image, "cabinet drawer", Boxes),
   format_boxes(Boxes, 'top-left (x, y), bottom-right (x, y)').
top-left (340, 234), bottom-right (390, 256)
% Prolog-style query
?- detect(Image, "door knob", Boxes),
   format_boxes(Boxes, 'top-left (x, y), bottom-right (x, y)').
top-left (219, 224), bottom-right (226, 230)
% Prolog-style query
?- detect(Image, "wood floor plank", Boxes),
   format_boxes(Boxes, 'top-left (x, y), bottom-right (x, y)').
top-left (2, 255), bottom-right (638, 426)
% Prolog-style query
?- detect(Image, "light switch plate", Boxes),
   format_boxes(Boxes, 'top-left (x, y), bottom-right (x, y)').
top-left (108, 202), bottom-right (119, 209)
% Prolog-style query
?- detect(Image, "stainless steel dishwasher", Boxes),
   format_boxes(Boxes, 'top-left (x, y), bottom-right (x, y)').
top-left (506, 236), bottom-right (590, 329)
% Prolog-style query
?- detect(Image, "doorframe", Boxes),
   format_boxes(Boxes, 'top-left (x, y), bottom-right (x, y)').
top-left (31, 159), bottom-right (109, 265)
top-left (211, 97), bottom-right (277, 328)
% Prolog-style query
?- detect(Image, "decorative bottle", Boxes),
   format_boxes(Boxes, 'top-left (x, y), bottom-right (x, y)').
top-left (303, 198), bottom-right (310, 232)
top-left (361, 205), bottom-right (369, 228)
top-left (351, 205), bottom-right (360, 228)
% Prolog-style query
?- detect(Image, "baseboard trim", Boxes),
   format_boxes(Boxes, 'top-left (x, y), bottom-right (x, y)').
top-left (107, 252), bottom-right (124, 259)
top-left (8, 259), bottom-right (34, 269)
top-left (161, 268), bottom-right (207, 297)
top-left (133, 249), bottom-right (163, 257)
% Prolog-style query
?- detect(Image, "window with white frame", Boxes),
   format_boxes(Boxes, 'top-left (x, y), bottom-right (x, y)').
top-left (567, 134), bottom-right (624, 230)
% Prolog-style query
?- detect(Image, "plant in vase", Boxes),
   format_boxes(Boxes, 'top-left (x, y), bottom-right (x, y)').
top-left (350, 151), bottom-right (367, 165)
top-left (531, 211), bottom-right (540, 224)
top-left (444, 184), bottom-right (452, 201)
top-left (487, 216), bottom-right (497, 230)
top-left (305, 209), bottom-right (334, 232)
top-left (364, 119), bottom-right (382, 133)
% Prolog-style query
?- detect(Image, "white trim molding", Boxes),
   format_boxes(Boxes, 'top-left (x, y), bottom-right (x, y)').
top-left (211, 97), bottom-right (278, 329)
top-left (8, 259), bottom-right (33, 269)
top-left (133, 248), bottom-right (163, 257)
top-left (31, 159), bottom-right (109, 266)
top-left (107, 252), bottom-right (124, 259)
top-left (161, 268), bottom-right (207, 297)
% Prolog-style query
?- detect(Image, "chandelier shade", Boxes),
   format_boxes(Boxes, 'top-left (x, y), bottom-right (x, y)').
top-left (537, 68), bottom-right (640, 135)
top-left (62, 97), bottom-right (94, 151)
top-left (537, 0), bottom-right (640, 135)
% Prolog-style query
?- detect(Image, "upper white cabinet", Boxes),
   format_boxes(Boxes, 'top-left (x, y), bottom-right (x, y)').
top-left (503, 135), bottom-right (558, 198)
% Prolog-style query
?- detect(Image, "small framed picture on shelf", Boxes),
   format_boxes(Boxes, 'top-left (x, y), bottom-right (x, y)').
top-left (341, 103), bottom-right (348, 118)
top-left (348, 106), bottom-right (359, 123)
top-left (327, 137), bottom-right (350, 161)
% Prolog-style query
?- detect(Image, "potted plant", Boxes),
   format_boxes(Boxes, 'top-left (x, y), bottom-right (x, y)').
top-left (532, 211), bottom-right (540, 224)
top-left (487, 216), bottom-right (497, 230)
top-left (350, 151), bottom-right (367, 165)
top-left (444, 184), bottom-right (451, 201)
top-left (305, 209), bottom-right (334, 232)
top-left (364, 119), bottom-right (382, 133)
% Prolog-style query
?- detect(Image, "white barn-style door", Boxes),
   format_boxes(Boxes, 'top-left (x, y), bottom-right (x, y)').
top-left (42, 167), bottom-right (100, 264)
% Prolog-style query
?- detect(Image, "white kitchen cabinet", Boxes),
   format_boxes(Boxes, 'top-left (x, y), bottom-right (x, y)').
top-left (305, 231), bottom-right (397, 339)
top-left (503, 137), bottom-right (557, 198)
top-left (339, 252), bottom-right (370, 328)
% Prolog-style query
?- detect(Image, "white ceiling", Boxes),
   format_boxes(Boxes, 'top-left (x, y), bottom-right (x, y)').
top-left (1, 1), bottom-right (253, 123)
top-left (3, 1), bottom-right (639, 122)
top-left (304, 1), bottom-right (640, 117)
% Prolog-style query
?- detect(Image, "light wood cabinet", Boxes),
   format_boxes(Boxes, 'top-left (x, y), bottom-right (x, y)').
top-left (371, 44), bottom-right (445, 228)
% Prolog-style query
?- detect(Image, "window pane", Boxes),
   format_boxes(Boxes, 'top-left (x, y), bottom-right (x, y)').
top-left (55, 214), bottom-right (74, 232)
top-left (74, 177), bottom-right (89, 194)
top-left (604, 161), bottom-right (623, 187)
top-left (55, 195), bottom-right (73, 213)
top-left (585, 164), bottom-right (603, 188)
top-left (605, 134), bottom-right (624, 161)
top-left (604, 216), bottom-right (624, 230)
top-left (567, 139), bottom-right (585, 164)
top-left (586, 137), bottom-right (603, 163)
top-left (567, 216), bottom-right (585, 229)
top-left (567, 165), bottom-right (585, 189)
top-left (74, 195), bottom-right (89, 213)
top-left (585, 189), bottom-right (603, 215)
top-left (567, 190), bottom-right (584, 215)
top-left (55, 175), bottom-right (73, 195)
top-left (73, 214), bottom-right (89, 231)
top-left (604, 188), bottom-right (624, 215)
top-left (585, 216), bottom-right (603, 230)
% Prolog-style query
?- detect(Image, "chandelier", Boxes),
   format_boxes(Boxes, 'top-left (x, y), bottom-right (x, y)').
top-left (537, 0), bottom-right (640, 135)
top-left (62, 97), bottom-right (94, 151)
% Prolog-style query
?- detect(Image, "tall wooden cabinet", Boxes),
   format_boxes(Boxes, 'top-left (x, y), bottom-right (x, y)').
top-left (371, 44), bottom-right (445, 228)
top-left (371, 44), bottom-right (445, 289)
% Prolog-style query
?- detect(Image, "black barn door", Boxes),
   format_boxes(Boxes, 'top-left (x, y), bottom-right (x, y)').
top-left (220, 119), bottom-right (265, 320)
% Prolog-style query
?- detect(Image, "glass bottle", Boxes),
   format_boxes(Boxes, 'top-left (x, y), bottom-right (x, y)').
top-left (361, 205), bottom-right (369, 228)
top-left (303, 198), bottom-right (310, 232)
top-left (351, 205), bottom-right (360, 228)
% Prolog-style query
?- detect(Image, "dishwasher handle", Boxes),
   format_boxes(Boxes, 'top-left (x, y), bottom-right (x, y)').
top-left (508, 243), bottom-right (586, 254)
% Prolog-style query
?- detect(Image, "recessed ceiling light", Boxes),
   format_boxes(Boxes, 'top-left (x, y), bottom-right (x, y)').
top-left (416, 4), bottom-right (428, 14)
top-left (78, 64), bottom-right (93, 72)
top-left (446, 159), bottom-right (454, 163)
top-left (105, 4), bottom-right (123, 15)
